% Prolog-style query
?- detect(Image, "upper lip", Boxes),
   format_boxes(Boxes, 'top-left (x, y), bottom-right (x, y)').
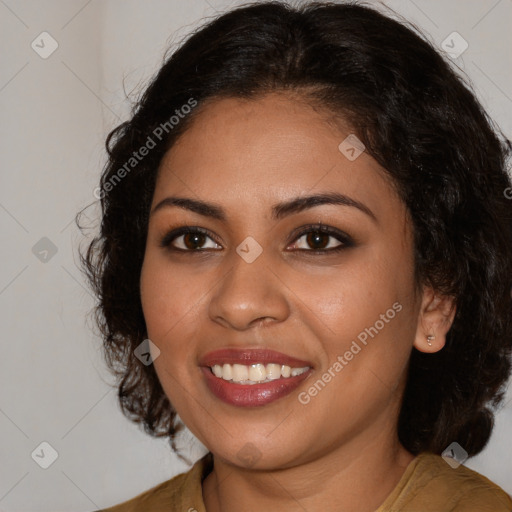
top-left (199, 348), bottom-right (313, 368)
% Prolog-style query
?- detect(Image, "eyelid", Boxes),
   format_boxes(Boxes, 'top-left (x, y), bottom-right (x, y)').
top-left (286, 223), bottom-right (354, 251)
top-left (158, 226), bottom-right (222, 250)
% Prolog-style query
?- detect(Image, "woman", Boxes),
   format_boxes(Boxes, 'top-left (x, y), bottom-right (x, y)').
top-left (80, 1), bottom-right (512, 510)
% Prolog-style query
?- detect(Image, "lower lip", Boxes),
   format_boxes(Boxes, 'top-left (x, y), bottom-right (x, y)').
top-left (201, 366), bottom-right (312, 407)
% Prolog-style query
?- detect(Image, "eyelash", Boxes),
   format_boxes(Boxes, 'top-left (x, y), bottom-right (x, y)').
top-left (159, 223), bottom-right (354, 254)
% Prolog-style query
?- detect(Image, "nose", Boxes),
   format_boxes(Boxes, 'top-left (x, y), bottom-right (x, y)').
top-left (208, 249), bottom-right (290, 331)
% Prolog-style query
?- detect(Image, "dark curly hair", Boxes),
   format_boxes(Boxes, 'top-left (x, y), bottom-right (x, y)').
top-left (78, 0), bottom-right (512, 459)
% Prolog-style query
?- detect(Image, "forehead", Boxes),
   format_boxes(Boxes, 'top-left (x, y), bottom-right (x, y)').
top-left (153, 93), bottom-right (402, 221)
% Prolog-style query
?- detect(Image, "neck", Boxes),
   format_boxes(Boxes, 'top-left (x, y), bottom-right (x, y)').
top-left (202, 417), bottom-right (415, 512)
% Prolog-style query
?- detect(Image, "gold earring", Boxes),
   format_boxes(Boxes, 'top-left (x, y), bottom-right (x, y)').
top-left (426, 334), bottom-right (435, 346)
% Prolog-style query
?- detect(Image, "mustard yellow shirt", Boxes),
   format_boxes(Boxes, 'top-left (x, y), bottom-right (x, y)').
top-left (97, 451), bottom-right (512, 511)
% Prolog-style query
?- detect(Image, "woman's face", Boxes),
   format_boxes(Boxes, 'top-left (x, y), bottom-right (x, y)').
top-left (140, 93), bottom-right (423, 469)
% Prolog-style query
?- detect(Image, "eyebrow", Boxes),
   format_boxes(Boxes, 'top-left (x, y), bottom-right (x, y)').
top-left (150, 192), bottom-right (377, 223)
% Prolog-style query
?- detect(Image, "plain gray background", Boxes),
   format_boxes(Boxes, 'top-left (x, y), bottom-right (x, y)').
top-left (1, 0), bottom-right (511, 510)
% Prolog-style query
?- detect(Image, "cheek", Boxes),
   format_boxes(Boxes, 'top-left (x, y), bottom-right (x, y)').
top-left (141, 253), bottom-right (194, 324)
top-left (289, 245), bottom-right (417, 387)
top-left (139, 256), bottom-right (204, 409)
top-left (139, 254), bottom-right (205, 362)
top-left (289, 248), bottom-right (413, 335)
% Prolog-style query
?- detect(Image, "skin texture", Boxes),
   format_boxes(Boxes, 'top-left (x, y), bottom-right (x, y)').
top-left (139, 93), bottom-right (456, 512)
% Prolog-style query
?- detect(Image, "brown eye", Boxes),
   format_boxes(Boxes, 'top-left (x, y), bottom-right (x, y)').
top-left (292, 228), bottom-right (346, 252)
top-left (182, 232), bottom-right (207, 250)
top-left (160, 227), bottom-right (222, 251)
top-left (287, 224), bottom-right (354, 253)
top-left (305, 231), bottom-right (332, 250)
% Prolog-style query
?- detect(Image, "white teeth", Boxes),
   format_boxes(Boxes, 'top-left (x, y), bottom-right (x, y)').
top-left (210, 363), bottom-right (309, 384)
top-left (232, 364), bottom-right (249, 381)
top-left (248, 363), bottom-right (266, 382)
top-left (266, 363), bottom-right (281, 380)
top-left (222, 363), bottom-right (232, 381)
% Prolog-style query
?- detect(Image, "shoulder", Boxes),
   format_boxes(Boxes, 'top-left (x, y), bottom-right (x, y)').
top-left (96, 473), bottom-right (188, 512)
top-left (381, 452), bottom-right (512, 512)
top-left (93, 453), bottom-right (212, 512)
top-left (425, 452), bottom-right (511, 508)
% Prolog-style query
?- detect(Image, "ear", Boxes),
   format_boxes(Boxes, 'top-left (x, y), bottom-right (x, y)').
top-left (413, 286), bottom-right (456, 353)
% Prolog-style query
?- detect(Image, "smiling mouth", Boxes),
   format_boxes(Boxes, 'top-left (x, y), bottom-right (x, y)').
top-left (199, 348), bottom-right (314, 405)
top-left (209, 363), bottom-right (310, 385)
